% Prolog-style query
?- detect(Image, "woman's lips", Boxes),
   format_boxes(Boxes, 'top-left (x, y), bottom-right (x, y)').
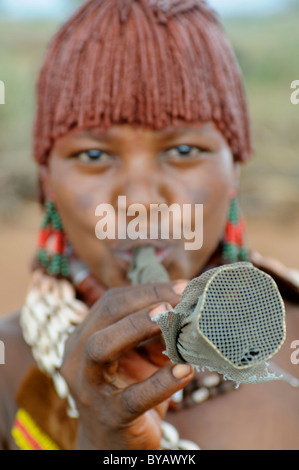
top-left (114, 245), bottom-right (174, 268)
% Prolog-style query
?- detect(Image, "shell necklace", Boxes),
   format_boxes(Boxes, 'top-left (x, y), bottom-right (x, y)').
top-left (19, 270), bottom-right (201, 449)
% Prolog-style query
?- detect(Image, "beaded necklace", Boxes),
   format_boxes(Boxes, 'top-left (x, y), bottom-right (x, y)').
top-left (17, 264), bottom-right (242, 450)
top-left (17, 269), bottom-right (203, 449)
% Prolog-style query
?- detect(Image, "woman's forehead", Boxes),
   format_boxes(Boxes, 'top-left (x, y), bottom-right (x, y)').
top-left (58, 121), bottom-right (220, 141)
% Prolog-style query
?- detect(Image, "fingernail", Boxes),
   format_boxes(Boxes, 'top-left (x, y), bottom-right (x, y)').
top-left (172, 280), bottom-right (188, 296)
top-left (172, 364), bottom-right (193, 380)
top-left (149, 303), bottom-right (172, 319)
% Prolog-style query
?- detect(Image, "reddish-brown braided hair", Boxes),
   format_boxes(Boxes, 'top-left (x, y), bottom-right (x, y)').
top-left (34, 0), bottom-right (252, 166)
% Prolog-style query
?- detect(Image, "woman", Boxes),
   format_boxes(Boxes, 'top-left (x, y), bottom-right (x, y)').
top-left (1, 0), bottom-right (299, 450)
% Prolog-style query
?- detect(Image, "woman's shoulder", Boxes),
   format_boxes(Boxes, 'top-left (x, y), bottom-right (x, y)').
top-left (0, 311), bottom-right (22, 338)
top-left (0, 312), bottom-right (35, 446)
top-left (0, 311), bottom-right (27, 360)
top-left (0, 312), bottom-right (22, 370)
top-left (0, 311), bottom-right (34, 384)
top-left (251, 251), bottom-right (299, 306)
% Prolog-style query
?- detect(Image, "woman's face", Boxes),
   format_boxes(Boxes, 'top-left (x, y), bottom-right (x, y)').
top-left (41, 120), bottom-right (238, 287)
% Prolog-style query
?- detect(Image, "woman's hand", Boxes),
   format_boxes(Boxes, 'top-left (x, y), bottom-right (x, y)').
top-left (60, 281), bottom-right (194, 450)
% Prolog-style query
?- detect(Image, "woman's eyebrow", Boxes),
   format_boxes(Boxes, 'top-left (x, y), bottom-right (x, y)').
top-left (158, 127), bottom-right (208, 142)
top-left (161, 128), bottom-right (199, 137)
top-left (76, 130), bottom-right (110, 141)
top-left (72, 126), bottom-right (207, 142)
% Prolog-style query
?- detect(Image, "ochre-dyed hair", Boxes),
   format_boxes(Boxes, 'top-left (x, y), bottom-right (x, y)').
top-left (34, 0), bottom-right (252, 165)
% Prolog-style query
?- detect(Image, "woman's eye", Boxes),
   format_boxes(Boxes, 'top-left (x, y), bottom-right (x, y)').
top-left (165, 145), bottom-right (206, 159)
top-left (74, 149), bottom-right (111, 163)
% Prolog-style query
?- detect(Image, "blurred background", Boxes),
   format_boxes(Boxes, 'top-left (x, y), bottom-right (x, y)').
top-left (0, 0), bottom-right (298, 316)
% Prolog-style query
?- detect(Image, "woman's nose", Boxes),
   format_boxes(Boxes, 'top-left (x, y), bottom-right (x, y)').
top-left (121, 178), bottom-right (166, 208)
top-left (112, 158), bottom-right (171, 210)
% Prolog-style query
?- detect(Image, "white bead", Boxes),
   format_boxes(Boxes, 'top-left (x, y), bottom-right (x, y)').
top-left (47, 347), bottom-right (62, 368)
top-left (56, 339), bottom-right (65, 360)
top-left (192, 387), bottom-right (209, 403)
top-left (161, 422), bottom-right (180, 449)
top-left (32, 301), bottom-right (50, 324)
top-left (71, 299), bottom-right (89, 317)
top-left (56, 308), bottom-right (74, 331)
top-left (39, 352), bottom-right (56, 375)
top-left (53, 372), bottom-right (69, 399)
top-left (61, 305), bottom-right (83, 324)
top-left (26, 288), bottom-right (41, 306)
top-left (22, 326), bottom-right (35, 347)
top-left (44, 293), bottom-right (59, 308)
top-left (50, 282), bottom-right (63, 301)
top-left (40, 277), bottom-right (55, 296)
top-left (20, 305), bottom-right (32, 326)
top-left (67, 408), bottom-right (79, 419)
top-left (31, 350), bottom-right (45, 371)
top-left (60, 280), bottom-right (76, 301)
top-left (202, 373), bottom-right (221, 388)
top-left (171, 389), bottom-right (183, 403)
top-left (67, 395), bottom-right (79, 419)
top-left (38, 332), bottom-right (51, 350)
top-left (22, 315), bottom-right (40, 345)
top-left (49, 312), bottom-right (64, 332)
top-left (67, 325), bottom-right (76, 335)
top-left (46, 322), bottom-right (60, 344)
top-left (177, 439), bottom-right (201, 450)
top-left (59, 332), bottom-right (69, 345)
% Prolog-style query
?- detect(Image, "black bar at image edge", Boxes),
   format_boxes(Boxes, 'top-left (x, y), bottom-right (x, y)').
top-left (7, 450), bottom-right (203, 463)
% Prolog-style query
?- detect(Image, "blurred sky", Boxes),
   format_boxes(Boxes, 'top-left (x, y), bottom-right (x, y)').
top-left (0, 0), bottom-right (287, 19)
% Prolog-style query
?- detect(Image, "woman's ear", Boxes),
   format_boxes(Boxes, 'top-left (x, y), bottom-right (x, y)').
top-left (38, 164), bottom-right (56, 201)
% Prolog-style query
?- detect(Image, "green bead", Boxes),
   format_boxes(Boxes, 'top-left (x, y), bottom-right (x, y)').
top-left (240, 247), bottom-right (250, 262)
top-left (61, 265), bottom-right (70, 277)
top-left (36, 199), bottom-right (70, 277)
top-left (53, 215), bottom-right (63, 231)
top-left (223, 243), bottom-right (238, 263)
top-left (37, 249), bottom-right (49, 266)
top-left (228, 198), bottom-right (239, 225)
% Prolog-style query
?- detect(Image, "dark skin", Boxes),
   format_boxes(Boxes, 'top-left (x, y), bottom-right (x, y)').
top-left (43, 121), bottom-right (236, 286)
top-left (1, 121), bottom-right (299, 450)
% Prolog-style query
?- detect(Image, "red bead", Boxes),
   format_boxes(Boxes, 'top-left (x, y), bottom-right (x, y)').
top-left (53, 231), bottom-right (65, 254)
top-left (37, 228), bottom-right (51, 248)
top-left (225, 222), bottom-right (239, 244)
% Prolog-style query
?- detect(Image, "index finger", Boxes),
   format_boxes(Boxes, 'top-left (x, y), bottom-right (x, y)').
top-left (90, 280), bottom-right (188, 326)
top-left (120, 363), bottom-right (194, 422)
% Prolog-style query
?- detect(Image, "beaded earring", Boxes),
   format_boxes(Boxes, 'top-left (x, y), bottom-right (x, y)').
top-left (36, 199), bottom-right (70, 277)
top-left (222, 194), bottom-right (250, 264)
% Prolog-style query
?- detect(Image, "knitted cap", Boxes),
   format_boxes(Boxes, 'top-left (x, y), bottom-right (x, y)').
top-left (34, 0), bottom-right (252, 165)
